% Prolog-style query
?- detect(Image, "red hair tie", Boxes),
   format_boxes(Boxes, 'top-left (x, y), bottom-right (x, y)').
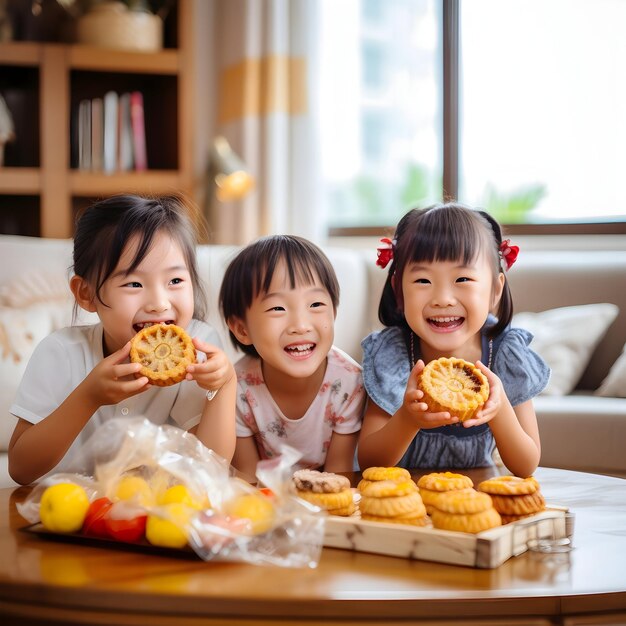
top-left (376, 237), bottom-right (394, 269)
top-left (500, 239), bottom-right (519, 270)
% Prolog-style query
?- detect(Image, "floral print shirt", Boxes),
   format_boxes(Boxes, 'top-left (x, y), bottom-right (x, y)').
top-left (234, 346), bottom-right (365, 469)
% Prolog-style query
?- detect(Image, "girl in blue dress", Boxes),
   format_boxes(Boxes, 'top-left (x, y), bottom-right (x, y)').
top-left (358, 203), bottom-right (550, 477)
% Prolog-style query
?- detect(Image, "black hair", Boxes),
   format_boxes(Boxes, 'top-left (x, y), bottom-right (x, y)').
top-left (219, 235), bottom-right (340, 357)
top-left (378, 202), bottom-right (513, 339)
top-left (72, 194), bottom-right (207, 320)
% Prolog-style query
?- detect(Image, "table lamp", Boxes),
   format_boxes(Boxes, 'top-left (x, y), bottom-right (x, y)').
top-left (210, 136), bottom-right (255, 202)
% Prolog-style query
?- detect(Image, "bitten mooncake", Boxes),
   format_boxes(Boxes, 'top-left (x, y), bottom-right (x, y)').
top-left (419, 357), bottom-right (489, 421)
top-left (130, 323), bottom-right (196, 387)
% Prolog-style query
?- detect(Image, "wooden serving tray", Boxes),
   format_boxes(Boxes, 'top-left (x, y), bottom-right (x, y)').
top-left (323, 506), bottom-right (568, 568)
top-left (21, 523), bottom-right (199, 560)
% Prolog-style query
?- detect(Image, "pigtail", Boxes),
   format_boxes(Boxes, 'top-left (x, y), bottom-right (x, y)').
top-left (378, 272), bottom-right (405, 327)
top-left (377, 209), bottom-right (424, 329)
top-left (477, 210), bottom-right (514, 337)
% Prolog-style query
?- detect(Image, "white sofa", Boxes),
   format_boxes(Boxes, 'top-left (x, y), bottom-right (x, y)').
top-left (1, 234), bottom-right (625, 486)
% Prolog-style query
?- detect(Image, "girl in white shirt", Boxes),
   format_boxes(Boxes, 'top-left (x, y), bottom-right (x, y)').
top-left (9, 194), bottom-right (236, 484)
top-left (219, 235), bottom-right (365, 482)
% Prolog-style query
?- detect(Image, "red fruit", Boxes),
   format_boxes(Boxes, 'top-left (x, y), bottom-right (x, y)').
top-left (104, 514), bottom-right (147, 543)
top-left (82, 497), bottom-right (114, 538)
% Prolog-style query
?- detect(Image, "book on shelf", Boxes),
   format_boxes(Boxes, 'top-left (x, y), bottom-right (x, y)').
top-left (78, 99), bottom-right (91, 171)
top-left (118, 92), bottom-right (133, 172)
top-left (103, 91), bottom-right (118, 174)
top-left (91, 97), bottom-right (104, 172)
top-left (130, 91), bottom-right (147, 171)
top-left (75, 90), bottom-right (147, 173)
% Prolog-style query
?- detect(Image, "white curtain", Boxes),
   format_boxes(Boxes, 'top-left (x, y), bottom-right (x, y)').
top-left (209, 0), bottom-right (325, 246)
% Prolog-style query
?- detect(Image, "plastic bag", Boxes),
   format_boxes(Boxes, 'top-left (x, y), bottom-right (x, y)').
top-left (17, 417), bottom-right (325, 568)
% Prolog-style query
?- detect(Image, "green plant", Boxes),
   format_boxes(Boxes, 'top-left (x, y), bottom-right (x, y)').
top-left (399, 163), bottom-right (431, 210)
top-left (481, 183), bottom-right (547, 224)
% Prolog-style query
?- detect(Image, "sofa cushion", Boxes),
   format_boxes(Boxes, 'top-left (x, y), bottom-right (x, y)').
top-left (507, 250), bottom-right (626, 390)
top-left (0, 268), bottom-right (70, 308)
top-left (0, 303), bottom-right (54, 452)
top-left (0, 269), bottom-right (99, 328)
top-left (535, 395), bottom-right (626, 477)
top-left (596, 342), bottom-right (626, 398)
top-left (512, 303), bottom-right (619, 395)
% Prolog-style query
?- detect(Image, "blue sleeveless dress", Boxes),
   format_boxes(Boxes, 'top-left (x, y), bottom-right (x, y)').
top-left (361, 319), bottom-right (550, 469)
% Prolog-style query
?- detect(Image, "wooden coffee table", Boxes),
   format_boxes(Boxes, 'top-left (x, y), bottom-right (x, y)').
top-left (1, 466), bottom-right (625, 625)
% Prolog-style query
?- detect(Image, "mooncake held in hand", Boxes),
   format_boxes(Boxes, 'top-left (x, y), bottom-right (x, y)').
top-left (419, 357), bottom-right (489, 421)
top-left (130, 323), bottom-right (196, 387)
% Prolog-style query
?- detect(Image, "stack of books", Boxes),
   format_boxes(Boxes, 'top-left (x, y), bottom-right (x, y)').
top-left (76, 91), bottom-right (147, 173)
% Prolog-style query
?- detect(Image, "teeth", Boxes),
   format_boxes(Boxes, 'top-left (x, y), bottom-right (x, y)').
top-left (135, 321), bottom-right (173, 330)
top-left (430, 316), bottom-right (461, 323)
top-left (287, 344), bottom-right (314, 352)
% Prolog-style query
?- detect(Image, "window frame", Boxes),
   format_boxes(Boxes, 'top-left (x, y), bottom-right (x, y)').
top-left (328, 0), bottom-right (626, 238)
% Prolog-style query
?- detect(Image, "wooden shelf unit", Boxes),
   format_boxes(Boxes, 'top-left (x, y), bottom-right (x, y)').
top-left (0, 0), bottom-right (203, 238)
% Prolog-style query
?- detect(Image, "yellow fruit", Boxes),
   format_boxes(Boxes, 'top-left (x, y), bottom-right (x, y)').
top-left (114, 475), bottom-right (154, 507)
top-left (145, 503), bottom-right (191, 549)
top-left (224, 493), bottom-right (275, 535)
top-left (158, 484), bottom-right (205, 509)
top-left (39, 483), bottom-right (90, 533)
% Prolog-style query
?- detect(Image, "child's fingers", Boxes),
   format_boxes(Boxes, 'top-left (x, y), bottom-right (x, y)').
top-left (406, 359), bottom-right (424, 394)
top-left (476, 360), bottom-right (497, 385)
top-left (424, 410), bottom-right (457, 424)
top-left (186, 360), bottom-right (225, 377)
top-left (191, 337), bottom-right (221, 356)
top-left (405, 386), bottom-right (424, 401)
top-left (463, 415), bottom-right (488, 427)
top-left (122, 377), bottom-right (150, 393)
top-left (466, 399), bottom-right (497, 426)
top-left (113, 362), bottom-right (143, 379)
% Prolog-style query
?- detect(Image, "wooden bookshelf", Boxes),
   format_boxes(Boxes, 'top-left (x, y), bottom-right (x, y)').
top-left (0, 0), bottom-right (205, 238)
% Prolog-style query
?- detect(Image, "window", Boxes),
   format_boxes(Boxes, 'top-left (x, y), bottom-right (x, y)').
top-left (319, 0), bottom-right (626, 234)
top-left (319, 0), bottom-right (442, 231)
top-left (460, 0), bottom-right (626, 226)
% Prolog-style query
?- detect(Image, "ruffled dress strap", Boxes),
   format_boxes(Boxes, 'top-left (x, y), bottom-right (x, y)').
top-left (361, 327), bottom-right (410, 415)
top-left (491, 327), bottom-right (551, 406)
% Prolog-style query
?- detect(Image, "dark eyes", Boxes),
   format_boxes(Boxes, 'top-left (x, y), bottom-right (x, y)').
top-left (413, 277), bottom-right (472, 284)
top-left (266, 302), bottom-right (326, 312)
top-left (122, 277), bottom-right (184, 288)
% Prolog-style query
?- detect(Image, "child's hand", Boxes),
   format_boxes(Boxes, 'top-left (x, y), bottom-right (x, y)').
top-left (462, 360), bottom-right (503, 427)
top-left (185, 338), bottom-right (235, 394)
top-left (402, 359), bottom-right (459, 429)
top-left (85, 342), bottom-right (149, 406)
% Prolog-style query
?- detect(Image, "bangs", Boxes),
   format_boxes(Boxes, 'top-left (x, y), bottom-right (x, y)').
top-left (120, 221), bottom-right (160, 276)
top-left (405, 207), bottom-right (486, 266)
top-left (256, 244), bottom-right (319, 295)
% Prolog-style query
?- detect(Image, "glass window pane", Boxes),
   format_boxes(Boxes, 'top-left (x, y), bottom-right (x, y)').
top-left (319, 0), bottom-right (443, 229)
top-left (460, 0), bottom-right (626, 224)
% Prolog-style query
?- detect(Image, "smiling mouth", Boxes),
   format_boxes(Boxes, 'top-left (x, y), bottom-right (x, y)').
top-left (428, 316), bottom-right (463, 329)
top-left (132, 321), bottom-right (175, 333)
top-left (284, 343), bottom-right (315, 357)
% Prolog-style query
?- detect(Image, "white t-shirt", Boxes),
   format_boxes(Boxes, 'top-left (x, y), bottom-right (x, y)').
top-left (10, 319), bottom-right (221, 474)
top-left (235, 346), bottom-right (365, 470)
